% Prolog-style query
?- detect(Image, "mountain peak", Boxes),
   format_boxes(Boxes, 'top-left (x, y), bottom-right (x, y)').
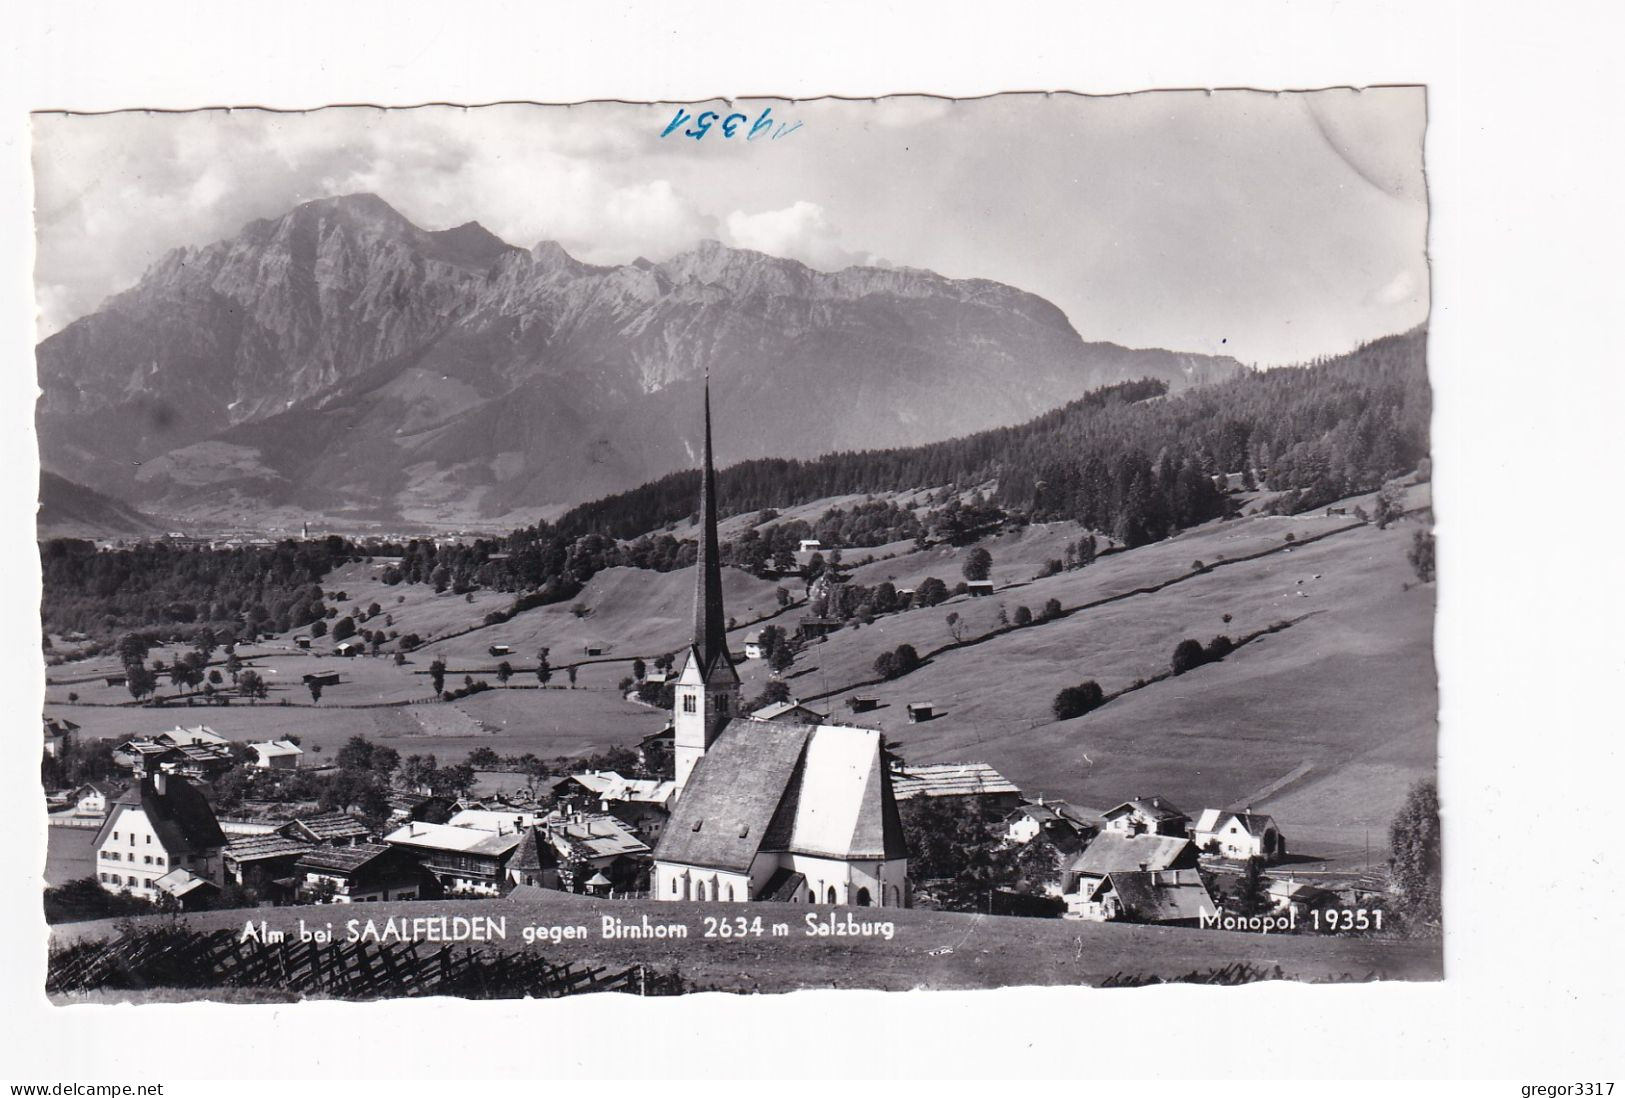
top-left (530, 239), bottom-right (580, 269)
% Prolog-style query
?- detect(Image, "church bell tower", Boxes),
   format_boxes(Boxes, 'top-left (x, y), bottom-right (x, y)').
top-left (673, 376), bottom-right (741, 798)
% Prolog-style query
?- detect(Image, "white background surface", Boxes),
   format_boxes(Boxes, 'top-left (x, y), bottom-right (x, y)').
top-left (3, 0), bottom-right (1622, 1084)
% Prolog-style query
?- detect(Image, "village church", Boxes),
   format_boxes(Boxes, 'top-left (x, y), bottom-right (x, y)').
top-left (651, 383), bottom-right (911, 907)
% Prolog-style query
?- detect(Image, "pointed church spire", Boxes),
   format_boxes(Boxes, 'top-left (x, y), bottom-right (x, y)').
top-left (691, 374), bottom-right (731, 677)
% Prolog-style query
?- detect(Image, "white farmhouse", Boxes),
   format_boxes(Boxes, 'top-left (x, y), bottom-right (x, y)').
top-left (93, 772), bottom-right (226, 900)
top-left (248, 739), bottom-right (303, 770)
top-left (1191, 808), bottom-right (1286, 862)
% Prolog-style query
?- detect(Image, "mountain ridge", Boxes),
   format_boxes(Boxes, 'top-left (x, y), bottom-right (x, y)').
top-left (37, 193), bottom-right (1245, 528)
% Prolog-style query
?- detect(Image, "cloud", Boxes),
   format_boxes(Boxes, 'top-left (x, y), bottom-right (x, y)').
top-left (1370, 267), bottom-right (1423, 307)
top-left (29, 106), bottom-right (723, 336)
top-left (722, 201), bottom-right (881, 270)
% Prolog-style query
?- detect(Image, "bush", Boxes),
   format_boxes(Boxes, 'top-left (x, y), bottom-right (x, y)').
top-left (1013, 606), bottom-right (1033, 627)
top-left (1052, 681), bottom-right (1105, 720)
top-left (893, 644), bottom-right (921, 675)
top-left (44, 878), bottom-right (158, 924)
top-left (1041, 598), bottom-right (1063, 621)
top-left (874, 643), bottom-right (921, 680)
top-left (1408, 529), bottom-right (1436, 583)
top-left (1171, 638), bottom-right (1207, 675)
top-left (1204, 634), bottom-right (1235, 660)
top-left (962, 547), bottom-right (993, 582)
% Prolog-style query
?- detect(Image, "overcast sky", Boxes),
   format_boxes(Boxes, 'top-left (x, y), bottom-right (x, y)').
top-left (32, 89), bottom-right (1427, 366)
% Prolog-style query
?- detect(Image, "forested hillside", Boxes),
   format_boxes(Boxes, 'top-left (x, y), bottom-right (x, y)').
top-left (542, 328), bottom-right (1427, 543)
top-left (40, 329), bottom-right (1426, 645)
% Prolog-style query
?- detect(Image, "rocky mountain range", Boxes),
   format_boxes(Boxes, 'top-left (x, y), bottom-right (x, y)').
top-left (36, 193), bottom-right (1243, 530)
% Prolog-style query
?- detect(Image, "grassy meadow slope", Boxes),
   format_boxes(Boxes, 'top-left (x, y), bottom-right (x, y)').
top-left (738, 484), bottom-right (1434, 840)
top-left (40, 475), bottom-right (1434, 836)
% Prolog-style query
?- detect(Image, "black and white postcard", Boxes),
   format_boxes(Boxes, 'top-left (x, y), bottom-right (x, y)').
top-left (32, 90), bottom-right (1443, 1000)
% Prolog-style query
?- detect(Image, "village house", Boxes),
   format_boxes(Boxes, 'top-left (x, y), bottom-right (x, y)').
top-left (446, 807), bottom-right (550, 833)
top-left (966, 579), bottom-right (995, 597)
top-left (383, 820), bottom-right (525, 897)
top-left (797, 615), bottom-right (843, 641)
top-left (1268, 876), bottom-right (1337, 919)
top-left (113, 730), bottom-right (235, 779)
top-left (1065, 868), bottom-right (1219, 925)
top-left (742, 631), bottom-right (766, 660)
top-left (72, 780), bottom-right (123, 817)
top-left (43, 716), bottom-right (78, 758)
top-left (279, 812), bottom-right (374, 846)
top-left (487, 644), bottom-right (512, 657)
top-left (293, 634), bottom-right (312, 649)
top-left (890, 762), bottom-right (1024, 813)
top-left (546, 813), bottom-right (652, 894)
top-left (303, 670), bottom-right (342, 688)
top-left (333, 640), bottom-right (363, 657)
top-left (94, 772), bottom-right (227, 901)
top-left (636, 726), bottom-right (674, 771)
top-left (1061, 831), bottom-right (1201, 895)
top-left (225, 833), bottom-right (315, 901)
top-left (749, 700), bottom-right (829, 725)
top-left (151, 867), bottom-right (222, 911)
top-left (846, 695), bottom-right (880, 714)
top-left (165, 725), bottom-right (229, 748)
top-left (652, 384), bottom-right (910, 908)
top-left (1101, 795), bottom-right (1191, 837)
top-left (1191, 808), bottom-right (1287, 862)
top-left (248, 739), bottom-right (303, 770)
top-left (296, 843), bottom-right (427, 903)
top-left (549, 774), bottom-right (675, 843)
top-left (1003, 798), bottom-right (1096, 845)
top-left (905, 701), bottom-right (938, 724)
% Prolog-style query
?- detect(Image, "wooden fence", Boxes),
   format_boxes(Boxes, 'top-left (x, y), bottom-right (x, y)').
top-left (47, 926), bottom-right (686, 999)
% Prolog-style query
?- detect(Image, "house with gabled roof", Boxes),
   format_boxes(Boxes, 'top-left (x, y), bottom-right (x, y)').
top-left (1061, 831), bottom-right (1201, 894)
top-left (72, 780), bottom-right (123, 817)
top-left (383, 820), bottom-right (526, 896)
top-left (165, 725), bottom-right (228, 748)
top-left (278, 812), bottom-right (373, 846)
top-left (1192, 808), bottom-right (1286, 862)
top-left (94, 772), bottom-right (226, 900)
top-left (248, 739), bottom-right (303, 770)
top-left (1066, 868), bottom-right (1219, 925)
top-left (1003, 797), bottom-right (1096, 845)
top-left (1101, 794), bottom-right (1190, 837)
top-left (43, 716), bottom-right (78, 758)
top-left (749, 700), bottom-right (829, 725)
top-left (890, 762), bottom-right (1023, 811)
top-left (225, 833), bottom-right (315, 900)
top-left (546, 813), bottom-right (651, 894)
top-left (296, 843), bottom-right (427, 903)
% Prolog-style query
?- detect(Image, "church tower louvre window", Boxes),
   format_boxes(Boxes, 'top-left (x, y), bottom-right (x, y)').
top-left (672, 375), bottom-right (742, 798)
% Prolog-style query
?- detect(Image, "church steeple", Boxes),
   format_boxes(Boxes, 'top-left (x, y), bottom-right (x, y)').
top-left (673, 374), bottom-right (740, 798)
top-left (691, 377), bottom-right (731, 679)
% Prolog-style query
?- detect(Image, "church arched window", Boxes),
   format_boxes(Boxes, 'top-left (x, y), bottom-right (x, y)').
top-left (826, 885), bottom-right (838, 904)
top-left (856, 887), bottom-right (872, 907)
top-left (724, 883), bottom-right (733, 901)
top-left (682, 693), bottom-right (697, 713)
